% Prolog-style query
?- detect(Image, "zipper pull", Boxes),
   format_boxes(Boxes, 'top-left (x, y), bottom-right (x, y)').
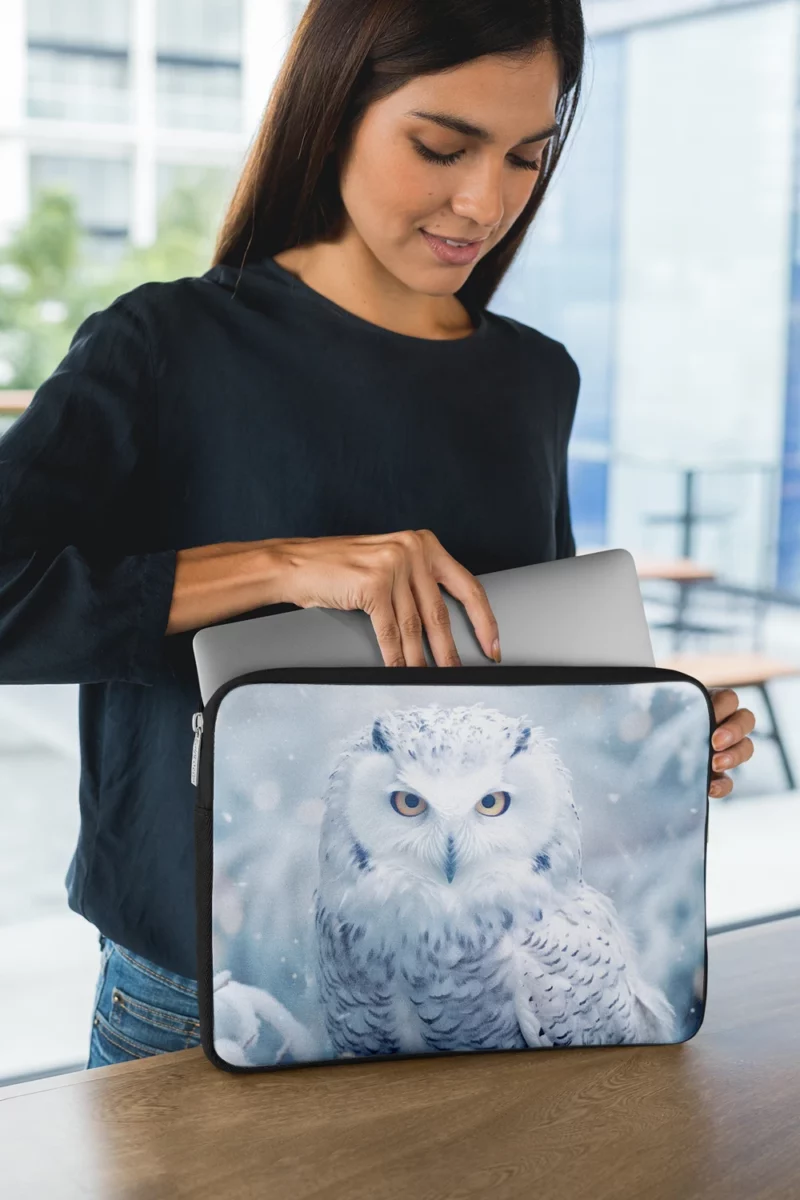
top-left (191, 711), bottom-right (204, 787)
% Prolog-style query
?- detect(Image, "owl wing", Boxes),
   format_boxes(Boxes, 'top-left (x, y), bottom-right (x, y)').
top-left (511, 885), bottom-right (677, 1048)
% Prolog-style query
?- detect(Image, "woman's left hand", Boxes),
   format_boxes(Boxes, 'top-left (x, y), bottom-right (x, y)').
top-left (709, 688), bottom-right (756, 798)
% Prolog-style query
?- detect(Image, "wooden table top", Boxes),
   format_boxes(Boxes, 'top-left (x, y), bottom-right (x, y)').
top-left (657, 652), bottom-right (800, 689)
top-left (633, 558), bottom-right (717, 582)
top-left (2, 917), bottom-right (799, 1200)
top-left (578, 548), bottom-right (718, 583)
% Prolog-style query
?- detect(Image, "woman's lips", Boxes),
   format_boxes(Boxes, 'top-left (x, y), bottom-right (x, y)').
top-left (420, 229), bottom-right (484, 264)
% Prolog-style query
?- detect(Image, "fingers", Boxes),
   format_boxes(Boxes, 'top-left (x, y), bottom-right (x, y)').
top-left (423, 534), bottom-right (499, 663)
top-left (711, 687), bottom-right (741, 724)
top-left (408, 568), bottom-right (462, 667)
top-left (367, 590), bottom-right (407, 668)
top-left (392, 533), bottom-right (462, 666)
top-left (365, 540), bottom-right (444, 666)
top-left (447, 569), bottom-right (500, 662)
top-left (710, 724), bottom-right (755, 799)
top-left (712, 705), bottom-right (757, 750)
top-left (392, 573), bottom-right (433, 667)
top-left (712, 735), bottom-right (755, 774)
top-left (353, 529), bottom-right (500, 667)
top-left (368, 578), bottom-right (460, 668)
top-left (714, 686), bottom-right (738, 710)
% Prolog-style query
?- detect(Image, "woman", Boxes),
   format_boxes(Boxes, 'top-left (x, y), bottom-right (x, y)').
top-left (0, 0), bottom-right (754, 1069)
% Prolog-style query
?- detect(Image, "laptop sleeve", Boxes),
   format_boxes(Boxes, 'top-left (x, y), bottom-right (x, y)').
top-left (192, 665), bottom-right (714, 1073)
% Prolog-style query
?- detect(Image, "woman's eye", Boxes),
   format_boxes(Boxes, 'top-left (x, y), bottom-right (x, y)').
top-left (475, 790), bottom-right (511, 817)
top-left (390, 790), bottom-right (428, 817)
top-left (413, 141), bottom-right (541, 172)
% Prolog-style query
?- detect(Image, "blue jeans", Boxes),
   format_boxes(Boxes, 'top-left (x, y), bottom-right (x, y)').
top-left (86, 934), bottom-right (201, 1069)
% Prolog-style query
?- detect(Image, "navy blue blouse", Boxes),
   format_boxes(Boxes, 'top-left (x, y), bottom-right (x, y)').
top-left (0, 255), bottom-right (579, 977)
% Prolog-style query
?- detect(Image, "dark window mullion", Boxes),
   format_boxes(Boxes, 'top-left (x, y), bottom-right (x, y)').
top-left (27, 39), bottom-right (129, 61)
top-left (156, 52), bottom-right (240, 71)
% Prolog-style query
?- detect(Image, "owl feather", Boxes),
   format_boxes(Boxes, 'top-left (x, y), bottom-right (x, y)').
top-left (314, 702), bottom-right (677, 1057)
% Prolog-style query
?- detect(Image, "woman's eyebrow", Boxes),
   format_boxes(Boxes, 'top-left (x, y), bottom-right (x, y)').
top-left (404, 109), bottom-right (560, 146)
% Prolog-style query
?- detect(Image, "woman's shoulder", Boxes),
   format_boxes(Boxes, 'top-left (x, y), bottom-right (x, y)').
top-left (85, 266), bottom-right (250, 363)
top-left (488, 310), bottom-right (579, 388)
top-left (105, 266), bottom-right (224, 323)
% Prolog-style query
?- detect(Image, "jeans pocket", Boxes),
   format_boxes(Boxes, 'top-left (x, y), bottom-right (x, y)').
top-left (93, 942), bottom-right (201, 1062)
top-left (107, 987), bottom-right (201, 1056)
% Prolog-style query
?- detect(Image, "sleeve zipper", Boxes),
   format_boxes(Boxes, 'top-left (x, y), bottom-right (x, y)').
top-left (191, 711), bottom-right (204, 786)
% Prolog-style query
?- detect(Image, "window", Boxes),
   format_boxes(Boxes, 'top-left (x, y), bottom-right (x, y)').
top-left (27, 0), bottom-right (129, 46)
top-left (156, 0), bottom-right (241, 58)
top-left (26, 0), bottom-right (130, 124)
top-left (155, 0), bottom-right (242, 131)
top-left (29, 155), bottom-right (131, 242)
top-left (491, 0), bottom-right (800, 933)
top-left (28, 49), bottom-right (129, 124)
top-left (156, 60), bottom-right (241, 132)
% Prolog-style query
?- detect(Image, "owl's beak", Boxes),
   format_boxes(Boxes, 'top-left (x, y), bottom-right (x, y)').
top-left (443, 834), bottom-right (457, 884)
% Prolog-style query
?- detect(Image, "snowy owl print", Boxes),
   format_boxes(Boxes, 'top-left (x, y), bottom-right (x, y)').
top-left (315, 702), bottom-right (675, 1057)
top-left (209, 679), bottom-right (709, 1068)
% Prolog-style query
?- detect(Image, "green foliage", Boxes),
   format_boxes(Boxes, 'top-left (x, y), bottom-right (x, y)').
top-left (0, 190), bottom-right (88, 390)
top-left (0, 173), bottom-right (228, 391)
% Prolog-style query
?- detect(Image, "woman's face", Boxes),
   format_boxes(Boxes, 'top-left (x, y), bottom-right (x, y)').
top-left (336, 46), bottom-right (562, 296)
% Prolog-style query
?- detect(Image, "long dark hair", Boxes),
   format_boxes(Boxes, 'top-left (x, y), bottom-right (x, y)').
top-left (213, 0), bottom-right (585, 314)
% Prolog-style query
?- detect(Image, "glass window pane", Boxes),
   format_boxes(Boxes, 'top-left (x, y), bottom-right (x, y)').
top-left (27, 48), bottom-right (130, 123)
top-left (29, 155), bottom-right (131, 235)
top-left (156, 61), bottom-right (241, 131)
top-left (156, 0), bottom-right (241, 59)
top-left (27, 0), bottom-right (130, 50)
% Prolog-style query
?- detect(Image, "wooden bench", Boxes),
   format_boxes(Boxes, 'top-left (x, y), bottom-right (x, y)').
top-left (635, 557), bottom-right (722, 649)
top-left (0, 391), bottom-right (33, 415)
top-left (581, 548), bottom-right (723, 649)
top-left (657, 652), bottom-right (800, 792)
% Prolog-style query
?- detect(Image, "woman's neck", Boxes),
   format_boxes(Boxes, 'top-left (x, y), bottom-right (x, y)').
top-left (272, 237), bottom-right (476, 341)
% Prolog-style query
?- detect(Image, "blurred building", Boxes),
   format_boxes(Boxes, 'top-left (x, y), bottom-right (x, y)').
top-left (494, 0), bottom-right (800, 592)
top-left (0, 0), bottom-right (299, 257)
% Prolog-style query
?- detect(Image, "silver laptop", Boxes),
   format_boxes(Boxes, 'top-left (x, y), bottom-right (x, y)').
top-left (193, 548), bottom-right (654, 705)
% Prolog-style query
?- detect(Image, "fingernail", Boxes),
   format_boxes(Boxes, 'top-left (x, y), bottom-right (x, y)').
top-left (714, 753), bottom-right (732, 770)
top-left (713, 730), bottom-right (733, 749)
top-left (491, 638), bottom-right (501, 663)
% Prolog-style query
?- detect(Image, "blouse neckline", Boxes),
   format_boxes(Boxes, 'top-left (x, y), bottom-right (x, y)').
top-left (259, 254), bottom-right (489, 347)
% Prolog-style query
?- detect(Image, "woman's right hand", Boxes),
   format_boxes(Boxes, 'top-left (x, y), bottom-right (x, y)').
top-left (273, 529), bottom-right (501, 667)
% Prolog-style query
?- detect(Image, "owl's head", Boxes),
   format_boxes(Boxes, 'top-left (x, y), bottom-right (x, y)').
top-left (319, 702), bottom-right (582, 916)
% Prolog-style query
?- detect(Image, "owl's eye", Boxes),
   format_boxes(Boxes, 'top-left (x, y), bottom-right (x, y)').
top-left (390, 790), bottom-right (428, 817)
top-left (475, 791), bottom-right (511, 817)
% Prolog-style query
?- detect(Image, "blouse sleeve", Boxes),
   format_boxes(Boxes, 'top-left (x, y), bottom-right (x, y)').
top-left (554, 344), bottom-right (580, 560)
top-left (555, 469), bottom-right (576, 559)
top-left (0, 295), bottom-right (177, 686)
